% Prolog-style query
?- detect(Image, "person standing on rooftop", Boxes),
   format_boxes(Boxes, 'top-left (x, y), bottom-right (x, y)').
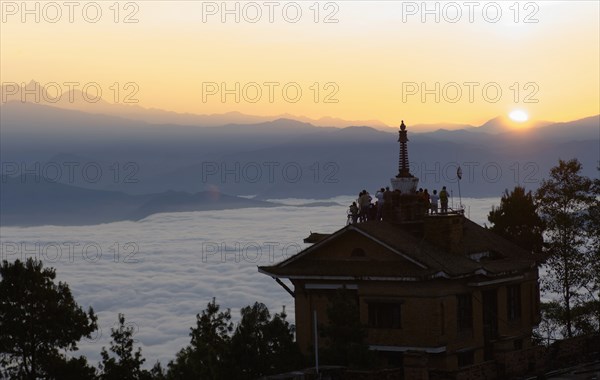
top-left (439, 186), bottom-right (449, 214)
top-left (359, 190), bottom-right (372, 222)
top-left (375, 187), bottom-right (385, 221)
top-left (430, 189), bottom-right (439, 214)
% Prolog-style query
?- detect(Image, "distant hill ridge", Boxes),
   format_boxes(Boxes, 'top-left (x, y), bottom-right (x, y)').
top-left (1, 100), bottom-right (598, 209)
top-left (6, 80), bottom-right (594, 134)
top-left (0, 175), bottom-right (283, 226)
top-left (0, 81), bottom-right (391, 130)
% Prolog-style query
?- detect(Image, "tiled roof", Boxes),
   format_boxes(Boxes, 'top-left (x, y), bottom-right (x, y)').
top-left (259, 259), bottom-right (430, 279)
top-left (259, 217), bottom-right (538, 281)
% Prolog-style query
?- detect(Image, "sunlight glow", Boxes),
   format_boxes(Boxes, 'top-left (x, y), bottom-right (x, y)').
top-left (509, 110), bottom-right (529, 123)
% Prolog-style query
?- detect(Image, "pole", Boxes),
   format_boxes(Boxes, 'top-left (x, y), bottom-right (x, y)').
top-left (314, 310), bottom-right (319, 376)
top-left (457, 166), bottom-right (463, 211)
top-left (457, 177), bottom-right (462, 211)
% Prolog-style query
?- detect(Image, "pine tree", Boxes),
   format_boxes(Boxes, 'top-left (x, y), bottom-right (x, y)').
top-left (229, 303), bottom-right (302, 379)
top-left (166, 298), bottom-right (233, 379)
top-left (0, 258), bottom-right (98, 379)
top-left (487, 186), bottom-right (544, 253)
top-left (536, 159), bottom-right (595, 337)
top-left (100, 313), bottom-right (153, 380)
top-left (582, 168), bottom-right (600, 332)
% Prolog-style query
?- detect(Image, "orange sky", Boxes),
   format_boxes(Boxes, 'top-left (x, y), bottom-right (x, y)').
top-left (1, 1), bottom-right (599, 126)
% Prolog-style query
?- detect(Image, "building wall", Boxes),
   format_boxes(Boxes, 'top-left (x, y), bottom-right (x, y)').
top-left (292, 269), bottom-right (540, 372)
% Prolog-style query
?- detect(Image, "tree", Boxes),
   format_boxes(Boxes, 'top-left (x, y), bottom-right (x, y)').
top-left (166, 298), bottom-right (233, 379)
top-left (534, 300), bottom-right (598, 346)
top-left (229, 302), bottom-right (271, 379)
top-left (320, 288), bottom-right (373, 368)
top-left (487, 186), bottom-right (544, 253)
top-left (0, 258), bottom-right (97, 379)
top-left (167, 300), bottom-right (302, 379)
top-left (229, 303), bottom-right (302, 379)
top-left (536, 159), bottom-right (595, 338)
top-left (534, 301), bottom-right (563, 346)
top-left (44, 355), bottom-right (98, 380)
top-left (148, 361), bottom-right (166, 380)
top-left (100, 313), bottom-right (154, 380)
top-left (262, 306), bottom-right (303, 374)
top-left (582, 168), bottom-right (600, 332)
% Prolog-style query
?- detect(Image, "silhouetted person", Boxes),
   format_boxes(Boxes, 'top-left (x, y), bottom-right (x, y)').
top-left (440, 186), bottom-right (449, 214)
top-left (349, 202), bottom-right (359, 224)
top-left (359, 190), bottom-right (371, 222)
top-left (430, 189), bottom-right (439, 214)
top-left (375, 188), bottom-right (385, 221)
top-left (382, 188), bottom-right (393, 221)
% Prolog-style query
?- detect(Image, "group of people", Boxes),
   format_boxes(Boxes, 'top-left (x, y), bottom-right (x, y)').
top-left (416, 186), bottom-right (449, 214)
top-left (347, 186), bottom-right (450, 224)
top-left (348, 189), bottom-right (378, 224)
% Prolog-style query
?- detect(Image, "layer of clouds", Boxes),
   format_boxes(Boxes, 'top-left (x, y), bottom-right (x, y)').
top-left (0, 197), bottom-right (497, 367)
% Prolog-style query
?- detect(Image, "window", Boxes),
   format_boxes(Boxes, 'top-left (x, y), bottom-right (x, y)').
top-left (482, 290), bottom-right (498, 339)
top-left (368, 302), bottom-right (402, 329)
top-left (457, 350), bottom-right (474, 367)
top-left (457, 293), bottom-right (473, 332)
top-left (507, 284), bottom-right (522, 321)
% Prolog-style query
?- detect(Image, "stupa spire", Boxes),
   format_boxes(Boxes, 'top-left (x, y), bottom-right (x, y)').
top-left (390, 120), bottom-right (419, 193)
top-left (397, 120), bottom-right (412, 178)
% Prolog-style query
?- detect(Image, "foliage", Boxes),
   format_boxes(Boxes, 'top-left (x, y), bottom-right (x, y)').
top-left (487, 186), bottom-right (545, 253)
top-left (229, 302), bottom-right (273, 378)
top-left (43, 355), bottom-right (98, 380)
top-left (0, 258), bottom-right (97, 379)
top-left (534, 301), bottom-right (563, 346)
top-left (228, 302), bottom-right (303, 379)
top-left (320, 288), bottom-right (373, 368)
top-left (263, 307), bottom-right (304, 373)
top-left (0, 261), bottom-right (303, 379)
top-left (100, 313), bottom-right (156, 380)
top-left (167, 298), bottom-right (233, 379)
top-left (582, 168), bottom-right (600, 332)
top-left (534, 300), bottom-right (599, 346)
top-left (536, 159), bottom-right (595, 337)
top-left (167, 299), bottom-right (302, 379)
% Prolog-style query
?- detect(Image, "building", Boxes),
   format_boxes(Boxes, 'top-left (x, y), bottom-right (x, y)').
top-left (258, 121), bottom-right (542, 378)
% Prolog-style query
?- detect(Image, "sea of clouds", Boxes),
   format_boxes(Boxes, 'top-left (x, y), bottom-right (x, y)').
top-left (0, 196), bottom-right (499, 368)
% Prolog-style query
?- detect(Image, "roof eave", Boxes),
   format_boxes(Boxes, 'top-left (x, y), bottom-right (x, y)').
top-left (259, 266), bottom-right (535, 283)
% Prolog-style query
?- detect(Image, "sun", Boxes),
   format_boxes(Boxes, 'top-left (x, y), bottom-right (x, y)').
top-left (509, 109), bottom-right (529, 123)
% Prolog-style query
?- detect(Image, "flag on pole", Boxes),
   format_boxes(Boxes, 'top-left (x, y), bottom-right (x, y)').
top-left (457, 166), bottom-right (463, 180)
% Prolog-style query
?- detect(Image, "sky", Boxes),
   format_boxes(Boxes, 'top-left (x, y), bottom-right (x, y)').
top-left (1, 1), bottom-right (599, 126)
